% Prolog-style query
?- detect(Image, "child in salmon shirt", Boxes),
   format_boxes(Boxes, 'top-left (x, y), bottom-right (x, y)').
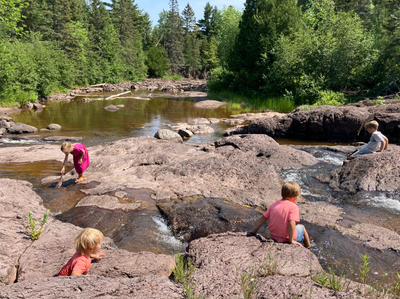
top-left (58, 228), bottom-right (105, 276)
top-left (248, 182), bottom-right (310, 248)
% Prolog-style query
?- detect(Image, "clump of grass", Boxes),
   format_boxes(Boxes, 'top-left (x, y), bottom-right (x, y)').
top-left (28, 209), bottom-right (50, 241)
top-left (259, 252), bottom-right (283, 277)
top-left (392, 273), bottom-right (400, 297)
top-left (237, 265), bottom-right (258, 299)
top-left (312, 270), bottom-right (329, 287)
top-left (162, 73), bottom-right (183, 81)
top-left (173, 253), bottom-right (204, 299)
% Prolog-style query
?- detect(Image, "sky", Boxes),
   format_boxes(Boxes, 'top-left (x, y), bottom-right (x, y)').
top-left (132, 0), bottom-right (246, 25)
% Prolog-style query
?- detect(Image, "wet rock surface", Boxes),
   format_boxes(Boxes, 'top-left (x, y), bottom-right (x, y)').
top-left (0, 179), bottom-right (49, 285)
top-left (193, 99), bottom-right (226, 109)
top-left (7, 122), bottom-right (38, 134)
top-left (157, 198), bottom-right (266, 242)
top-left (317, 145), bottom-right (400, 194)
top-left (0, 275), bottom-right (185, 299)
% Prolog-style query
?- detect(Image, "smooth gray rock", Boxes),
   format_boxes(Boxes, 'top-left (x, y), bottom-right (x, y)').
top-left (177, 129), bottom-right (193, 138)
top-left (188, 118), bottom-right (210, 125)
top-left (154, 129), bottom-right (183, 142)
top-left (7, 123), bottom-right (38, 134)
top-left (33, 103), bottom-right (44, 109)
top-left (187, 124), bottom-right (214, 134)
top-left (47, 123), bottom-right (62, 130)
top-left (104, 104), bottom-right (119, 112)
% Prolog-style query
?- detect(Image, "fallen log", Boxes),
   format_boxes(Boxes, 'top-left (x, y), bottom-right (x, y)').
top-left (105, 91), bottom-right (131, 100)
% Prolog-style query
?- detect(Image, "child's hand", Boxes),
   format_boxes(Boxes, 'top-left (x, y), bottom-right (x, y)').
top-left (291, 240), bottom-right (303, 247)
top-left (78, 159), bottom-right (83, 165)
top-left (91, 251), bottom-right (105, 259)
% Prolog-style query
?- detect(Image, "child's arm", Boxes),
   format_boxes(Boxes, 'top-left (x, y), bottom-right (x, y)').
top-left (78, 149), bottom-right (85, 165)
top-left (248, 216), bottom-right (268, 236)
top-left (90, 250), bottom-right (105, 259)
top-left (288, 220), bottom-right (302, 246)
top-left (71, 270), bottom-right (82, 276)
top-left (383, 137), bottom-right (388, 150)
top-left (61, 153), bottom-right (69, 173)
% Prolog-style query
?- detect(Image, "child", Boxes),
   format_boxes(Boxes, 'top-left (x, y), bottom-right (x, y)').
top-left (61, 142), bottom-right (90, 183)
top-left (58, 228), bottom-right (105, 276)
top-left (348, 121), bottom-right (388, 159)
top-left (247, 182), bottom-right (310, 248)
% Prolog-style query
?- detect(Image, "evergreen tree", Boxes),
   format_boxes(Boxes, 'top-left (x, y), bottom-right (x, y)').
top-left (165, 0), bottom-right (185, 73)
top-left (227, 0), bottom-right (302, 90)
top-left (198, 2), bottom-right (221, 38)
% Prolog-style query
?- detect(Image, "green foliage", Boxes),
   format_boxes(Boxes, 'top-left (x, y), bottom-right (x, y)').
top-left (146, 46), bottom-right (170, 77)
top-left (238, 265), bottom-right (258, 299)
top-left (360, 254), bottom-right (370, 286)
top-left (393, 273), bottom-right (400, 296)
top-left (0, 0), bottom-right (27, 37)
top-left (312, 271), bottom-right (329, 287)
top-left (173, 253), bottom-right (203, 299)
top-left (28, 210), bottom-right (50, 241)
top-left (370, 99), bottom-right (384, 106)
top-left (313, 91), bottom-right (346, 106)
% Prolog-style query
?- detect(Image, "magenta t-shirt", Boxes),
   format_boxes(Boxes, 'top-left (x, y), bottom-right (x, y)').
top-left (263, 200), bottom-right (300, 242)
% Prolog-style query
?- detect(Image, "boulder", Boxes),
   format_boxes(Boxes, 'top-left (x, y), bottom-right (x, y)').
top-left (104, 104), bottom-right (119, 112)
top-left (0, 145), bottom-right (61, 163)
top-left (7, 123), bottom-right (38, 134)
top-left (193, 100), bottom-right (226, 109)
top-left (17, 220), bottom-right (176, 281)
top-left (115, 104), bottom-right (125, 108)
top-left (0, 128), bottom-right (6, 135)
top-left (33, 103), bottom-right (44, 109)
top-left (0, 275), bottom-right (184, 299)
top-left (188, 118), bottom-right (210, 125)
top-left (187, 124), bottom-right (214, 134)
top-left (177, 129), bottom-right (193, 138)
top-left (47, 123), bottom-right (62, 130)
top-left (220, 118), bottom-right (245, 125)
top-left (187, 232), bottom-right (323, 299)
top-left (0, 179), bottom-right (50, 285)
top-left (0, 119), bottom-right (13, 129)
top-left (43, 136), bottom-right (83, 142)
top-left (154, 129), bottom-right (183, 142)
top-left (317, 145), bottom-right (400, 193)
top-left (208, 118), bottom-right (220, 124)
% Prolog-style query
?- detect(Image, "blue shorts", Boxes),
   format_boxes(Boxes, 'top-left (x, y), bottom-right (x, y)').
top-left (294, 224), bottom-right (305, 242)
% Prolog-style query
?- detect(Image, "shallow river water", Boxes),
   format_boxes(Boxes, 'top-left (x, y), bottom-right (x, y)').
top-left (1, 91), bottom-right (399, 286)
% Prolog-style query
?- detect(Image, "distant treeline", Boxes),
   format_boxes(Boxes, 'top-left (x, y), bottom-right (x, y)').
top-left (0, 0), bottom-right (399, 106)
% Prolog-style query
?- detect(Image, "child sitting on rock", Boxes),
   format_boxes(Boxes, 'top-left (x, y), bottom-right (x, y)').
top-left (58, 228), bottom-right (105, 276)
top-left (247, 182), bottom-right (310, 248)
top-left (349, 120), bottom-right (388, 159)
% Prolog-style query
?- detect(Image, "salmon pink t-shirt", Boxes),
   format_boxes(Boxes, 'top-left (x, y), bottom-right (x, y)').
top-left (263, 200), bottom-right (300, 242)
top-left (57, 252), bottom-right (91, 276)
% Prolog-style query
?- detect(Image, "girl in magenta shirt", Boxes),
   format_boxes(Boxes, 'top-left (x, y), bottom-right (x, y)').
top-left (61, 142), bottom-right (90, 183)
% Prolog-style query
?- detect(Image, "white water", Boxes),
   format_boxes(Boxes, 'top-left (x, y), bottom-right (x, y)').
top-left (151, 215), bottom-right (187, 251)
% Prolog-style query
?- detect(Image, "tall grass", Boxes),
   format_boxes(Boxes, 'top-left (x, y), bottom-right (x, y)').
top-left (208, 82), bottom-right (295, 113)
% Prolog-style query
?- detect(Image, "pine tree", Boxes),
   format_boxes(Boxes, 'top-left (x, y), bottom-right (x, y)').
top-left (165, 0), bottom-right (185, 74)
top-left (182, 3), bottom-right (200, 77)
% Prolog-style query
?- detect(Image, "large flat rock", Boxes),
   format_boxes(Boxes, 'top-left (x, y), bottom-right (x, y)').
top-left (0, 275), bottom-right (184, 299)
top-left (187, 232), bottom-right (323, 298)
top-left (18, 220), bottom-right (176, 282)
top-left (0, 144), bottom-right (61, 163)
top-left (0, 179), bottom-right (49, 285)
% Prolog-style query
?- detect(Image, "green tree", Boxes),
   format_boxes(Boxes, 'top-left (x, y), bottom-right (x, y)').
top-left (146, 46), bottom-right (170, 77)
top-left (0, 0), bottom-right (27, 37)
top-left (165, 0), bottom-right (185, 73)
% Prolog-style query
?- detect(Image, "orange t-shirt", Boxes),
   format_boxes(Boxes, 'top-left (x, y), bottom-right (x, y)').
top-left (263, 200), bottom-right (300, 242)
top-left (57, 252), bottom-right (91, 276)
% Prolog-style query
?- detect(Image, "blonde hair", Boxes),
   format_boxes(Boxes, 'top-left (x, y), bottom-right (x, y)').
top-left (61, 142), bottom-right (74, 153)
top-left (365, 120), bottom-right (379, 130)
top-left (281, 181), bottom-right (301, 199)
top-left (75, 228), bottom-right (103, 254)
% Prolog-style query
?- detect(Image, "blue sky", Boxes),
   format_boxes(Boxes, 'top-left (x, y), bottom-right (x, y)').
top-left (133, 0), bottom-right (246, 25)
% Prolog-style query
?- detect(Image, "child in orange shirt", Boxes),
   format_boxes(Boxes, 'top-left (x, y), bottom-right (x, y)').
top-left (58, 228), bottom-right (105, 276)
top-left (248, 182), bottom-right (310, 247)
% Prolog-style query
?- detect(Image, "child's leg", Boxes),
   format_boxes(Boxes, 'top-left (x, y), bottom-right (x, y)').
top-left (302, 226), bottom-right (311, 248)
top-left (75, 172), bottom-right (86, 183)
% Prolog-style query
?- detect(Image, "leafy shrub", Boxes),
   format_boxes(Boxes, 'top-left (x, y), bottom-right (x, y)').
top-left (28, 210), bottom-right (50, 241)
top-left (314, 91), bottom-right (346, 106)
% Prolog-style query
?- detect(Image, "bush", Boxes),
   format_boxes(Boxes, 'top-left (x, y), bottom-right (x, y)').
top-left (314, 91), bottom-right (346, 106)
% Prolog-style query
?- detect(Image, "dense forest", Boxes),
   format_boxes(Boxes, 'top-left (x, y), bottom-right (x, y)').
top-left (0, 0), bottom-right (399, 107)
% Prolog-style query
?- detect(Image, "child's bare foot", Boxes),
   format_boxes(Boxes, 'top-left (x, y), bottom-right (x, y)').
top-left (75, 175), bottom-right (86, 183)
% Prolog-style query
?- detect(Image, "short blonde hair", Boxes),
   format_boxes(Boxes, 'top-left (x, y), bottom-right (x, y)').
top-left (75, 228), bottom-right (103, 254)
top-left (61, 142), bottom-right (74, 153)
top-left (281, 182), bottom-right (301, 199)
top-left (365, 120), bottom-right (378, 130)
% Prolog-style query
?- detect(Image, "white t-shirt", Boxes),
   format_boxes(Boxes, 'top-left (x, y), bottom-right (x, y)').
top-left (363, 131), bottom-right (386, 153)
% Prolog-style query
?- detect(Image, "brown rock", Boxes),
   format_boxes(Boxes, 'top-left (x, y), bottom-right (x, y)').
top-left (0, 179), bottom-right (50, 285)
top-left (0, 275), bottom-right (185, 298)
